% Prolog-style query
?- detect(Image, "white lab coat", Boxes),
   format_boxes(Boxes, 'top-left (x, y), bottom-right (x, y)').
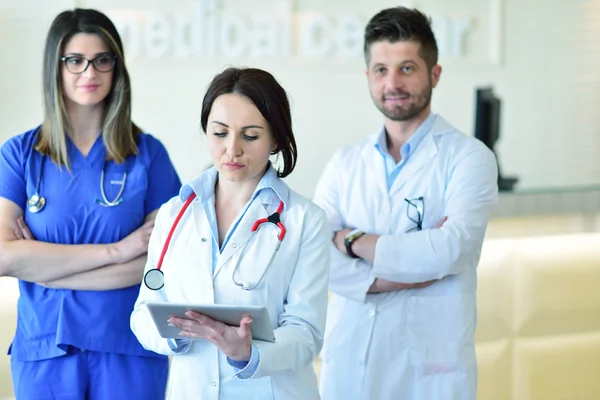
top-left (314, 115), bottom-right (498, 400)
top-left (131, 169), bottom-right (330, 400)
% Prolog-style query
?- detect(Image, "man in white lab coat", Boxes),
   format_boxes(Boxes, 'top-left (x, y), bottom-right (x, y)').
top-left (314, 7), bottom-right (499, 400)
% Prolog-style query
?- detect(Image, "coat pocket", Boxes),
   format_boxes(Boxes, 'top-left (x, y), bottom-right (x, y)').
top-left (238, 376), bottom-right (276, 400)
top-left (406, 295), bottom-right (472, 375)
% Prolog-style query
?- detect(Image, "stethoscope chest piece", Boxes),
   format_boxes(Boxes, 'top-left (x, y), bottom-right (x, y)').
top-left (27, 194), bottom-right (46, 213)
top-left (144, 268), bottom-right (165, 291)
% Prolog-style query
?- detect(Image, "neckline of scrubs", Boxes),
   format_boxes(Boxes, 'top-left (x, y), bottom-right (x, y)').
top-left (66, 134), bottom-right (105, 169)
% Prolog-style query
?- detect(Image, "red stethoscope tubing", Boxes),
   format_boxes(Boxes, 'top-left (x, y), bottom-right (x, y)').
top-left (156, 193), bottom-right (286, 271)
top-left (144, 193), bottom-right (286, 292)
top-left (155, 192), bottom-right (197, 271)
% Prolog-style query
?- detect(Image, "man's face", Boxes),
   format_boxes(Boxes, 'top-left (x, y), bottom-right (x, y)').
top-left (366, 40), bottom-right (441, 122)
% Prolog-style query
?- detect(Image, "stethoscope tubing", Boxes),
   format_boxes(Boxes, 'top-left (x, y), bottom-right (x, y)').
top-left (28, 154), bottom-right (128, 212)
top-left (144, 194), bottom-right (285, 292)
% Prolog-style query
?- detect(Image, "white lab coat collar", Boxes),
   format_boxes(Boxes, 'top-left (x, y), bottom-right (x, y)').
top-left (362, 114), bottom-right (455, 196)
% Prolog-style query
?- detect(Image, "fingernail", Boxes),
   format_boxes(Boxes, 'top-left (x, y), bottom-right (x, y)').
top-left (168, 323), bottom-right (174, 327)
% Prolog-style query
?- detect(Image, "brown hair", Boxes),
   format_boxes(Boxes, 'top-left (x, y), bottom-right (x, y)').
top-left (364, 7), bottom-right (439, 69)
top-left (200, 67), bottom-right (297, 178)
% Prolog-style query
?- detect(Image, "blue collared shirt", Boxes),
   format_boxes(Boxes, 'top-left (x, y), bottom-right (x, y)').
top-left (374, 113), bottom-right (436, 190)
top-left (171, 165), bottom-right (288, 377)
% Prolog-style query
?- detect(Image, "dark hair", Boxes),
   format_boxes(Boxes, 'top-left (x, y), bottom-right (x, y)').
top-left (200, 67), bottom-right (297, 178)
top-left (364, 7), bottom-right (438, 69)
top-left (37, 8), bottom-right (140, 169)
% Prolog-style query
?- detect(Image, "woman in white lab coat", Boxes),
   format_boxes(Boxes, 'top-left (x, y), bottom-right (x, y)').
top-left (130, 67), bottom-right (330, 400)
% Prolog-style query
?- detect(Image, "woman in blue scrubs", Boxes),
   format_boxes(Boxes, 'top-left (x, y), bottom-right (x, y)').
top-left (0, 8), bottom-right (181, 399)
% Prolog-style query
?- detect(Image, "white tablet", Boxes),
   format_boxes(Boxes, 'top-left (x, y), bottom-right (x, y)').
top-left (145, 302), bottom-right (276, 343)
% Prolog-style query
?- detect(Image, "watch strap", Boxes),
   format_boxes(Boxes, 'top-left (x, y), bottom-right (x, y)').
top-left (344, 229), bottom-right (364, 259)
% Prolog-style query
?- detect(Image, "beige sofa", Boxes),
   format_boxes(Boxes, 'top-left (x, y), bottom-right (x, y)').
top-left (475, 232), bottom-right (600, 400)
top-left (2, 232), bottom-right (600, 399)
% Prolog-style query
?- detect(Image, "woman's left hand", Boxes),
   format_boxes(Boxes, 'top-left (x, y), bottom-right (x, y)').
top-left (14, 216), bottom-right (36, 240)
top-left (169, 311), bottom-right (253, 361)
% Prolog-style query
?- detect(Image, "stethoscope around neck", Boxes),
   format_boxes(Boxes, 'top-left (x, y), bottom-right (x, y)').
top-left (143, 193), bottom-right (286, 292)
top-left (27, 154), bottom-right (128, 213)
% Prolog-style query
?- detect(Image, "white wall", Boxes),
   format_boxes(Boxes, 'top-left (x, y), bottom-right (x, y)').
top-left (0, 0), bottom-right (598, 198)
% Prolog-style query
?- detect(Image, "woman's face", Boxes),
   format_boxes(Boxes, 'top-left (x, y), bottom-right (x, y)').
top-left (206, 93), bottom-right (276, 184)
top-left (60, 33), bottom-right (114, 108)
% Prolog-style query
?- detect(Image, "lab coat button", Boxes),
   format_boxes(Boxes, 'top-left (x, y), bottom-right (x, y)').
top-left (201, 237), bottom-right (207, 242)
top-left (211, 381), bottom-right (216, 387)
top-left (232, 243), bottom-right (237, 248)
top-left (369, 310), bottom-right (375, 317)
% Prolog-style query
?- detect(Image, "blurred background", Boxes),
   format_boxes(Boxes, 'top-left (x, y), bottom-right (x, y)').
top-left (1, 0), bottom-right (599, 399)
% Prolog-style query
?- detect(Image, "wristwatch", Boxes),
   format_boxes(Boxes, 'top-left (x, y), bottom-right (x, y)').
top-left (344, 229), bottom-right (365, 259)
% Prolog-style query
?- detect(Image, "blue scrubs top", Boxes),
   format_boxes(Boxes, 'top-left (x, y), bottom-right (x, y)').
top-left (0, 127), bottom-right (182, 362)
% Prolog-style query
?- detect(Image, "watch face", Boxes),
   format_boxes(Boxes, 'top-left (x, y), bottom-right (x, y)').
top-left (346, 230), bottom-right (364, 242)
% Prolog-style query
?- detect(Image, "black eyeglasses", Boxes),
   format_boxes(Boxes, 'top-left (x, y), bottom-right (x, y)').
top-left (60, 54), bottom-right (116, 74)
top-left (404, 197), bottom-right (424, 232)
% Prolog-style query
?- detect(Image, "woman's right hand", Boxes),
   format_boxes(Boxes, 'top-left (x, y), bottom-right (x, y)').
top-left (169, 312), bottom-right (253, 361)
top-left (110, 219), bottom-right (155, 264)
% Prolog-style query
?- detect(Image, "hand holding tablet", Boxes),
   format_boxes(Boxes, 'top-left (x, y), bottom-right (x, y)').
top-left (145, 302), bottom-right (276, 343)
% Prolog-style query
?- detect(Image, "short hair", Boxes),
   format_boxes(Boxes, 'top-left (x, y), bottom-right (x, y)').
top-left (364, 7), bottom-right (438, 69)
top-left (200, 67), bottom-right (297, 178)
top-left (38, 8), bottom-right (140, 169)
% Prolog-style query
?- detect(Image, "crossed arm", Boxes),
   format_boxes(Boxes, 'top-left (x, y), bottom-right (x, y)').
top-left (331, 217), bottom-right (447, 294)
top-left (0, 197), bottom-right (157, 290)
top-left (313, 145), bottom-right (498, 301)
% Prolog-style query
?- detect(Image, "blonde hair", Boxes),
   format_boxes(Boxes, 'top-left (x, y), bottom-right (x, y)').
top-left (36, 8), bottom-right (140, 169)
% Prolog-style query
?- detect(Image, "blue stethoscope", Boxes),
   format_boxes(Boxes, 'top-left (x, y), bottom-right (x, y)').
top-left (27, 154), bottom-right (128, 213)
top-left (143, 193), bottom-right (286, 291)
